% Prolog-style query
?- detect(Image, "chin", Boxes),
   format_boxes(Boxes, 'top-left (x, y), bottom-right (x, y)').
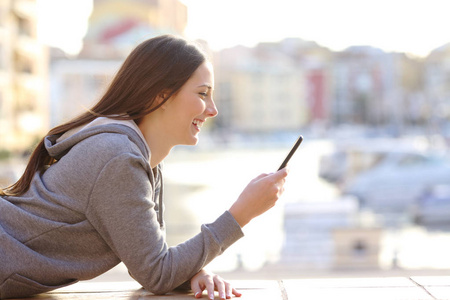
top-left (184, 136), bottom-right (199, 146)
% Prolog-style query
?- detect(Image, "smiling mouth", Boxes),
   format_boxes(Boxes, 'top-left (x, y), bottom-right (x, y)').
top-left (192, 119), bottom-right (204, 130)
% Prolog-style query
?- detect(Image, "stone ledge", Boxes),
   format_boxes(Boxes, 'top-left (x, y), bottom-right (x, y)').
top-left (18, 276), bottom-right (450, 299)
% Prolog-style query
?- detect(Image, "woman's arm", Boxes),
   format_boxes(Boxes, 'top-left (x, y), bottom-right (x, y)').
top-left (86, 153), bottom-right (244, 295)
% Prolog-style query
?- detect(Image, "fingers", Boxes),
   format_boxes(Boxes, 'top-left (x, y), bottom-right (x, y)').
top-left (190, 271), bottom-right (206, 299)
top-left (255, 167), bottom-right (289, 180)
top-left (224, 281), bottom-right (232, 299)
top-left (213, 276), bottom-right (226, 300)
top-left (254, 173), bottom-right (269, 180)
top-left (190, 274), bottom-right (219, 300)
top-left (232, 287), bottom-right (242, 298)
top-left (265, 169), bottom-right (288, 194)
top-left (191, 281), bottom-right (204, 299)
top-left (259, 169), bottom-right (289, 185)
top-left (229, 168), bottom-right (290, 227)
top-left (205, 278), bottom-right (215, 300)
top-left (274, 167), bottom-right (289, 179)
top-left (191, 272), bottom-right (240, 300)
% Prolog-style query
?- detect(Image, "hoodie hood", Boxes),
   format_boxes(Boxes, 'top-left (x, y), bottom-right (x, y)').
top-left (44, 118), bottom-right (150, 161)
top-left (43, 118), bottom-right (164, 229)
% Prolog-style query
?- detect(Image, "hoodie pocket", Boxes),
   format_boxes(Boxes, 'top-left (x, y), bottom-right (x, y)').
top-left (0, 274), bottom-right (77, 299)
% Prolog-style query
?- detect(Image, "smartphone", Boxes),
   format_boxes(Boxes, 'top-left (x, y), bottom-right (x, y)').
top-left (278, 135), bottom-right (303, 171)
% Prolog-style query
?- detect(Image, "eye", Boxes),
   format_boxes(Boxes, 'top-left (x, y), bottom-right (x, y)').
top-left (199, 92), bottom-right (208, 99)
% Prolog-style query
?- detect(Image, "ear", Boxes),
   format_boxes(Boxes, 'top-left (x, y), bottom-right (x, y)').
top-left (156, 91), bottom-right (170, 109)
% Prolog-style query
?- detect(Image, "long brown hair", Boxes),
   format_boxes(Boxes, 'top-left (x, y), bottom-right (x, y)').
top-left (1, 35), bottom-right (207, 196)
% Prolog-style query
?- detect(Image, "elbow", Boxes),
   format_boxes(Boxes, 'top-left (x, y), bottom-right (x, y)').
top-left (140, 278), bottom-right (175, 296)
top-left (145, 285), bottom-right (173, 296)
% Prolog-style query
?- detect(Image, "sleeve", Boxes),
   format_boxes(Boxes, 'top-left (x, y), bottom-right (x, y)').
top-left (85, 153), bottom-right (244, 295)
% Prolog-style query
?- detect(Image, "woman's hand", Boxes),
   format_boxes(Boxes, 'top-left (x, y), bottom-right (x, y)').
top-left (191, 269), bottom-right (241, 299)
top-left (229, 168), bottom-right (289, 227)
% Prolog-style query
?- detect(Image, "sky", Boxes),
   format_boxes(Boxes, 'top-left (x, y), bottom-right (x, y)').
top-left (36, 0), bottom-right (93, 55)
top-left (37, 0), bottom-right (450, 57)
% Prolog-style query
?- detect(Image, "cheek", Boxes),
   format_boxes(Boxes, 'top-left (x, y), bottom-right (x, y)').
top-left (199, 101), bottom-right (207, 114)
top-left (192, 99), bottom-right (206, 115)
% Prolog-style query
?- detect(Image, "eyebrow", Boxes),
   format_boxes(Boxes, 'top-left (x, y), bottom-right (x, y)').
top-left (198, 84), bottom-right (213, 90)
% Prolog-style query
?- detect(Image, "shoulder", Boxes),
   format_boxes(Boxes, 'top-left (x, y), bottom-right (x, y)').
top-left (84, 131), bottom-right (137, 153)
top-left (44, 124), bottom-right (152, 184)
top-left (56, 127), bottom-right (149, 175)
top-left (74, 124), bottom-right (148, 160)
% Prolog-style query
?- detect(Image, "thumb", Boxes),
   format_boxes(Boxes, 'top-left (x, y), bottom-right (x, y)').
top-left (193, 290), bottom-right (204, 299)
top-left (273, 167), bottom-right (289, 178)
top-left (191, 282), bottom-right (204, 298)
top-left (253, 173), bottom-right (270, 181)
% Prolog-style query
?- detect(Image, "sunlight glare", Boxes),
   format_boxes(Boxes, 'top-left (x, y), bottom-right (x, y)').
top-left (36, 0), bottom-right (93, 56)
top-left (184, 0), bottom-right (450, 57)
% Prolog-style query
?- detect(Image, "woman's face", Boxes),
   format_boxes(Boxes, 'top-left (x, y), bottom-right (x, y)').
top-left (162, 61), bottom-right (218, 146)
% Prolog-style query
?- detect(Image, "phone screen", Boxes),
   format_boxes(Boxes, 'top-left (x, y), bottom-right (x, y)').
top-left (278, 135), bottom-right (303, 171)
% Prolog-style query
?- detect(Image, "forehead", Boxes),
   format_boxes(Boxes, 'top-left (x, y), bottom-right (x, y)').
top-left (187, 61), bottom-right (214, 88)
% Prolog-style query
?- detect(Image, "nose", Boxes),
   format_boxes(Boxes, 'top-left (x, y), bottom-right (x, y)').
top-left (206, 98), bottom-right (218, 118)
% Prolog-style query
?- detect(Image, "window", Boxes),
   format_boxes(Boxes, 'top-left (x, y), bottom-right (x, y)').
top-left (0, 45), bottom-right (4, 70)
top-left (17, 15), bottom-right (32, 37)
top-left (14, 52), bottom-right (33, 74)
top-left (0, 6), bottom-right (6, 27)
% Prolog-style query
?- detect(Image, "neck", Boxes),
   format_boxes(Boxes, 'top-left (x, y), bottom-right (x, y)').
top-left (137, 116), bottom-right (173, 169)
top-left (149, 144), bottom-right (171, 169)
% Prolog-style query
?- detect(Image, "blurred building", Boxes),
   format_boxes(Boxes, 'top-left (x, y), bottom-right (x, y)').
top-left (213, 40), bottom-right (443, 139)
top-left (331, 46), bottom-right (399, 127)
top-left (330, 46), bottom-right (426, 136)
top-left (50, 0), bottom-right (187, 127)
top-left (423, 42), bottom-right (450, 135)
top-left (81, 0), bottom-right (187, 58)
top-left (49, 54), bottom-right (121, 127)
top-left (213, 38), bottom-right (332, 136)
top-left (0, 0), bottom-right (49, 152)
top-left (47, 0), bottom-right (450, 140)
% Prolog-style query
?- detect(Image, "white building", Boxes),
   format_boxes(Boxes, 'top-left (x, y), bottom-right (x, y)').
top-left (213, 43), bottom-right (311, 135)
top-left (0, 0), bottom-right (49, 152)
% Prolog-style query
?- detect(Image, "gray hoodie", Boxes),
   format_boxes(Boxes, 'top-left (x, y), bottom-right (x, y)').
top-left (0, 120), bottom-right (243, 299)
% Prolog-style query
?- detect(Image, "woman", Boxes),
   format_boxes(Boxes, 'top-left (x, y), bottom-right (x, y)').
top-left (0, 35), bottom-right (288, 300)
